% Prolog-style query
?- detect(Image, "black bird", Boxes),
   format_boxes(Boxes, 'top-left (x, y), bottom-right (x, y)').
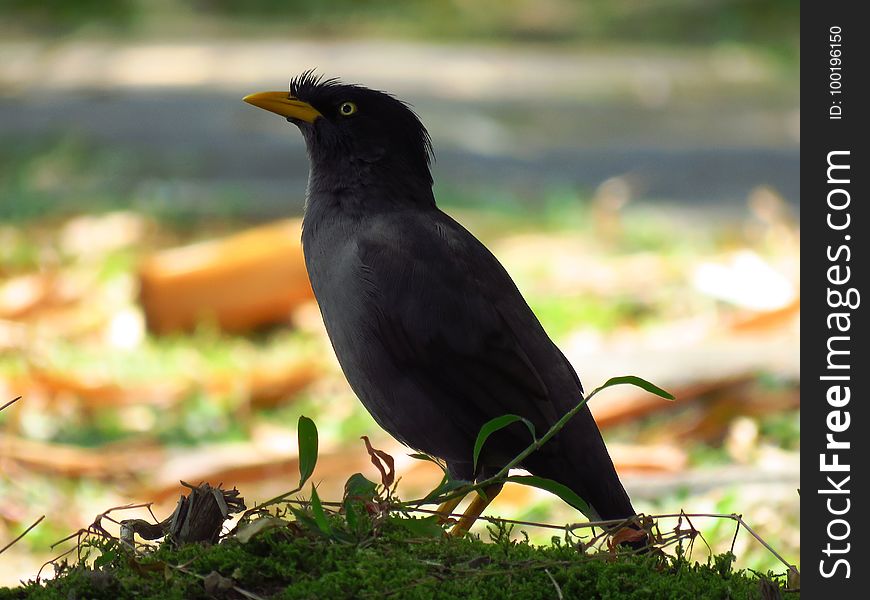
top-left (244, 72), bottom-right (637, 531)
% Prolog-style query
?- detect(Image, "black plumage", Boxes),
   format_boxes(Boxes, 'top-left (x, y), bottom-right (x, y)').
top-left (244, 72), bottom-right (636, 522)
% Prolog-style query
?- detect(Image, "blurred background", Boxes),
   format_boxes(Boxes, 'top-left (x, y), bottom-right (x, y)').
top-left (0, 0), bottom-right (798, 584)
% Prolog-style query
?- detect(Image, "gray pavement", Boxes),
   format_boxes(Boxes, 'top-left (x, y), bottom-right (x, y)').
top-left (0, 40), bottom-right (800, 217)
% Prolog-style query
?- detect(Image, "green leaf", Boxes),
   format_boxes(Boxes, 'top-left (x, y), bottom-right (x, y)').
top-left (506, 475), bottom-right (593, 519)
top-left (342, 473), bottom-right (377, 534)
top-left (94, 549), bottom-right (117, 568)
top-left (297, 415), bottom-right (319, 488)
top-left (473, 414), bottom-right (535, 470)
top-left (328, 529), bottom-right (357, 544)
top-left (420, 475), bottom-right (470, 504)
top-left (408, 453), bottom-right (447, 473)
top-left (235, 517), bottom-right (285, 544)
top-left (593, 375), bottom-right (675, 401)
top-left (390, 515), bottom-right (444, 538)
top-left (343, 473), bottom-right (377, 503)
top-left (344, 497), bottom-right (361, 531)
top-left (309, 485), bottom-right (332, 535)
top-left (408, 453), bottom-right (436, 461)
top-left (288, 506), bottom-right (320, 534)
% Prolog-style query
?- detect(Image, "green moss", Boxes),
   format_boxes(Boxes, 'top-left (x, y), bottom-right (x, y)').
top-left (2, 517), bottom-right (792, 599)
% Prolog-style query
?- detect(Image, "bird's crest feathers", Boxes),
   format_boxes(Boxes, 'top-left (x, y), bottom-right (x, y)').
top-left (290, 70), bottom-right (341, 98)
top-left (289, 69), bottom-right (434, 169)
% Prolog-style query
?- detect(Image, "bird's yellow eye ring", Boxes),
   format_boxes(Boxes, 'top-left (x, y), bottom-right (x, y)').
top-left (339, 101), bottom-right (358, 116)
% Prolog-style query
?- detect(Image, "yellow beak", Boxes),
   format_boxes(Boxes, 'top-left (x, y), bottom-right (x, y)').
top-left (243, 91), bottom-right (322, 123)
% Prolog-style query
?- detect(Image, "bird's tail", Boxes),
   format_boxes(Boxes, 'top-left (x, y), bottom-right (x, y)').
top-left (523, 406), bottom-right (636, 522)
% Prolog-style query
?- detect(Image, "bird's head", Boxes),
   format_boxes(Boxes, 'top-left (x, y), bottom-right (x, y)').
top-left (244, 71), bottom-right (434, 196)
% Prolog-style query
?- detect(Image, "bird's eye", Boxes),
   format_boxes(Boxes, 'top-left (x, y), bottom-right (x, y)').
top-left (338, 101), bottom-right (358, 116)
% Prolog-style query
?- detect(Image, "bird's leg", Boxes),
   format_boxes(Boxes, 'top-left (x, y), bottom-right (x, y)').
top-left (450, 483), bottom-right (504, 537)
top-left (435, 495), bottom-right (466, 524)
top-left (436, 462), bottom-right (473, 524)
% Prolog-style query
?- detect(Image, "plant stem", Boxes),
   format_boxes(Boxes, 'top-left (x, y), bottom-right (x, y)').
top-left (408, 387), bottom-right (600, 507)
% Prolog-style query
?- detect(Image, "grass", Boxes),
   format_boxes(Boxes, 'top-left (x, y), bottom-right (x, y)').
top-left (3, 326), bottom-right (324, 447)
top-left (0, 136), bottom-right (273, 229)
top-left (5, 530), bottom-right (786, 599)
top-left (0, 496), bottom-right (795, 599)
top-left (2, 0), bottom-right (799, 59)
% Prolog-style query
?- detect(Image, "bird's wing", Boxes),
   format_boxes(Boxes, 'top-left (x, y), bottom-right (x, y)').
top-left (356, 212), bottom-right (563, 442)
